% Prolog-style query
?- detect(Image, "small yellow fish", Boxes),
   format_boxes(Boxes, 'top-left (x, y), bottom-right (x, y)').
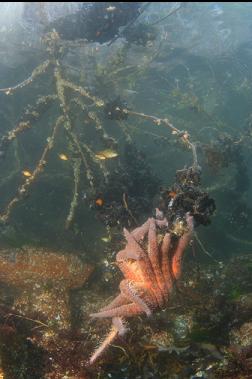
top-left (101, 236), bottom-right (111, 243)
top-left (22, 170), bottom-right (32, 177)
top-left (95, 149), bottom-right (118, 160)
top-left (95, 154), bottom-right (106, 160)
top-left (58, 153), bottom-right (68, 161)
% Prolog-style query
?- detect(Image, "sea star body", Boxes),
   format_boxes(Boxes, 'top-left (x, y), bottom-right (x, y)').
top-left (89, 213), bottom-right (194, 365)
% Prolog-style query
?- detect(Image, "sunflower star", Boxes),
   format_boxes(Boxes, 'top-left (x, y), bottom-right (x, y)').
top-left (89, 212), bottom-right (194, 365)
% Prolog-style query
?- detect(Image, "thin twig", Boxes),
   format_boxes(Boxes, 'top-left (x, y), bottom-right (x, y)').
top-left (5, 313), bottom-right (49, 329)
top-left (108, 2), bottom-right (152, 46)
top-left (125, 109), bottom-right (198, 166)
top-left (150, 3), bottom-right (184, 26)
top-left (194, 232), bottom-right (219, 263)
top-left (0, 60), bottom-right (51, 94)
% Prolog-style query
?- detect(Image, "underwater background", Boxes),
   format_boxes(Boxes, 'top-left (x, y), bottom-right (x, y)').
top-left (0, 2), bottom-right (251, 378)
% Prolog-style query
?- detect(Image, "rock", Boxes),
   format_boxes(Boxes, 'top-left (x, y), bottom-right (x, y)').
top-left (230, 321), bottom-right (252, 348)
top-left (0, 246), bottom-right (93, 330)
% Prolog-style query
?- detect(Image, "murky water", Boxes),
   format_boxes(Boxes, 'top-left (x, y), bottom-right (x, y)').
top-left (0, 3), bottom-right (251, 378)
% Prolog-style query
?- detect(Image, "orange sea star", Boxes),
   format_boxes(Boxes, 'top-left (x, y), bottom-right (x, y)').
top-left (89, 212), bottom-right (194, 365)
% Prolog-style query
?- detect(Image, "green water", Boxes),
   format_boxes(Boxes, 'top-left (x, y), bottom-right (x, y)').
top-left (0, 3), bottom-right (251, 378)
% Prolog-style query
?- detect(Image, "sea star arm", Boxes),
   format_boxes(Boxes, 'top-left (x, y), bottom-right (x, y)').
top-left (123, 228), bottom-right (159, 303)
top-left (171, 214), bottom-right (194, 280)
top-left (99, 293), bottom-right (129, 312)
top-left (116, 249), bottom-right (143, 282)
top-left (147, 218), bottom-right (166, 306)
top-left (130, 216), bottom-right (168, 241)
top-left (88, 317), bottom-right (127, 365)
top-left (131, 219), bottom-right (150, 241)
top-left (160, 232), bottom-right (173, 298)
top-left (120, 232), bottom-right (160, 307)
top-left (120, 279), bottom-right (152, 316)
top-left (90, 302), bottom-right (144, 319)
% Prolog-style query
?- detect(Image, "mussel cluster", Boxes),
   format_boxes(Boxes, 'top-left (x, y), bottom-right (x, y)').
top-left (104, 97), bottom-right (129, 120)
top-left (158, 166), bottom-right (216, 235)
